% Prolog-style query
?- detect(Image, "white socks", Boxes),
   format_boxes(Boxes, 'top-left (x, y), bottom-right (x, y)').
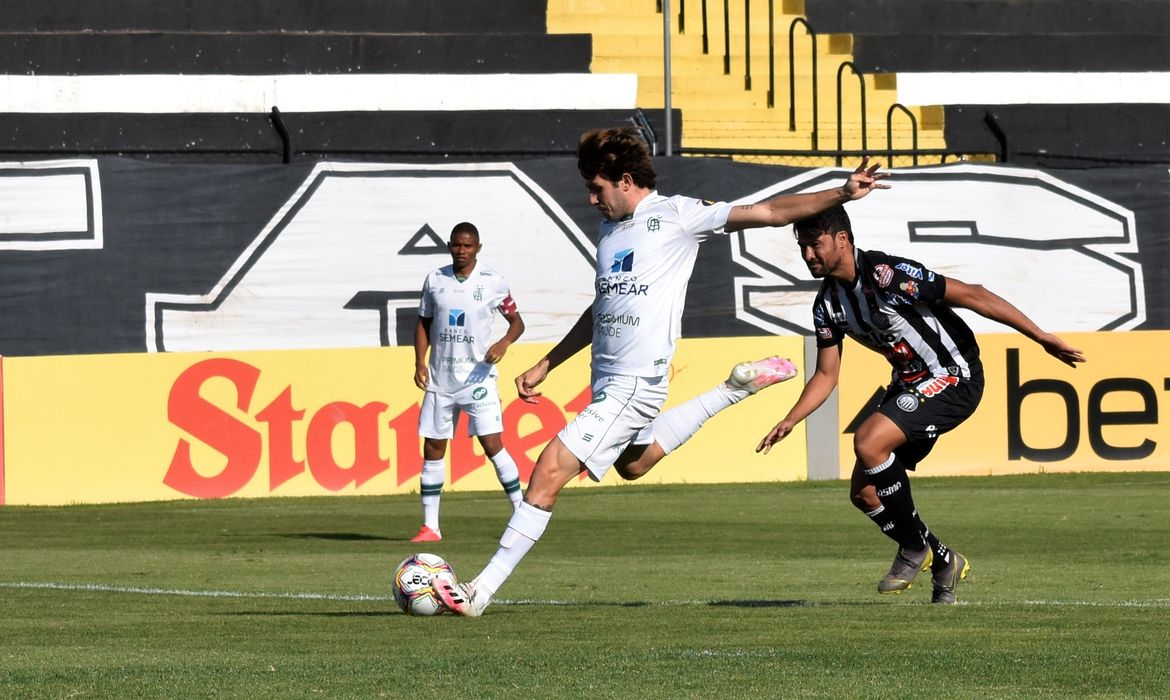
top-left (489, 448), bottom-right (524, 510)
top-left (475, 501), bottom-right (552, 598)
top-left (420, 458), bottom-right (445, 531)
top-left (651, 383), bottom-right (739, 454)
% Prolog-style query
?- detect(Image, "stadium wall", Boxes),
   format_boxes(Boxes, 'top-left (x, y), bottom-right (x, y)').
top-left (0, 156), bottom-right (1166, 504)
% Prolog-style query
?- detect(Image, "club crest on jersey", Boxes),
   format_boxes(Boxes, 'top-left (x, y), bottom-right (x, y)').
top-left (473, 285), bottom-right (484, 301)
top-left (646, 217), bottom-right (661, 232)
top-left (611, 248), bottom-right (635, 273)
top-left (873, 264), bottom-right (894, 288)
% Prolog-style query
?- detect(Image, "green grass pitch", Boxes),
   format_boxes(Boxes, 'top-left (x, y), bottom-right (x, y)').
top-left (3, 472), bottom-right (1168, 698)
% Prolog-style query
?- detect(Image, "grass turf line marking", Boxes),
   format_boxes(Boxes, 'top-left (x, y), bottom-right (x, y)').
top-left (2, 581), bottom-right (395, 602)
top-left (4, 582), bottom-right (1170, 609)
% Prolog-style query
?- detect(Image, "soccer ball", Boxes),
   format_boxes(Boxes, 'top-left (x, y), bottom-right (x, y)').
top-left (392, 552), bottom-right (457, 615)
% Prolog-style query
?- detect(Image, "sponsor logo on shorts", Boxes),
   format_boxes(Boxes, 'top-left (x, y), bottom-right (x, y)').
top-left (472, 386), bottom-right (487, 400)
top-left (896, 393), bottom-right (920, 412)
top-left (873, 264), bottom-right (894, 288)
top-left (899, 280), bottom-right (920, 298)
top-left (590, 391), bottom-right (607, 404)
top-left (581, 433), bottom-right (594, 443)
top-left (916, 375), bottom-right (959, 398)
top-left (926, 424), bottom-right (938, 438)
top-left (817, 326), bottom-right (833, 341)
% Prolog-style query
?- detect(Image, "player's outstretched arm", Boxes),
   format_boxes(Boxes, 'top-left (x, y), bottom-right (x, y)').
top-left (943, 278), bottom-right (1087, 368)
top-left (757, 344), bottom-right (842, 454)
top-left (516, 306), bottom-right (593, 403)
top-left (725, 157), bottom-right (891, 232)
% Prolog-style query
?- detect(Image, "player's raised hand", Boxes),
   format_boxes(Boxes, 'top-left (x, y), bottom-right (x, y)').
top-left (842, 156), bottom-right (891, 200)
top-left (515, 360), bottom-right (550, 404)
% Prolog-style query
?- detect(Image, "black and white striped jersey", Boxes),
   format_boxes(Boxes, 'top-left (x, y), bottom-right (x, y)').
top-left (812, 248), bottom-right (982, 386)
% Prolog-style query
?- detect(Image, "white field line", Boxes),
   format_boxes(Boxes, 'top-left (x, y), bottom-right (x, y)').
top-left (3, 582), bottom-right (1169, 609)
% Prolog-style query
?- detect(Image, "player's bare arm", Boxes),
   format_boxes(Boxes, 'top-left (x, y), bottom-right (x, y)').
top-left (943, 278), bottom-right (1087, 368)
top-left (515, 306), bottom-right (593, 403)
top-left (725, 157), bottom-right (891, 232)
top-left (413, 315), bottom-right (432, 390)
top-left (757, 344), bottom-right (843, 454)
top-left (486, 308), bottom-right (525, 364)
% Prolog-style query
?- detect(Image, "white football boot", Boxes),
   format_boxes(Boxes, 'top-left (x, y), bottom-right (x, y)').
top-left (726, 356), bottom-right (798, 395)
top-left (432, 576), bottom-right (490, 617)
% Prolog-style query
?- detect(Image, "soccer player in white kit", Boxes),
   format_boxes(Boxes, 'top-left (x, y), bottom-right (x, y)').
top-left (435, 128), bottom-right (889, 615)
top-left (411, 222), bottom-right (526, 542)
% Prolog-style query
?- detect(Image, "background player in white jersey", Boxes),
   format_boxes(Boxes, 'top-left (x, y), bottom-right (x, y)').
top-left (434, 128), bottom-right (889, 616)
top-left (756, 205), bottom-right (1085, 603)
top-left (411, 222), bottom-right (525, 542)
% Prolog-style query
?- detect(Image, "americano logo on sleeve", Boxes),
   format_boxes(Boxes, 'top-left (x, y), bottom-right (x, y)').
top-left (731, 162), bottom-right (1145, 335)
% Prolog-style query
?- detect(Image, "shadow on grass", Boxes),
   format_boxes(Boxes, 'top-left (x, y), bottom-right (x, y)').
top-left (223, 610), bottom-right (397, 618)
top-left (276, 532), bottom-right (395, 542)
top-left (707, 599), bottom-right (810, 608)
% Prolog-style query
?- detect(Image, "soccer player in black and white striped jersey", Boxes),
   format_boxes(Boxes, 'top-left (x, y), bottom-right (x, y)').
top-left (756, 204), bottom-right (1085, 603)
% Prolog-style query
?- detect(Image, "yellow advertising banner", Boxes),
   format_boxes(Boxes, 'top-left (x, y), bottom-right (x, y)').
top-left (834, 330), bottom-right (1170, 478)
top-left (1, 336), bottom-right (808, 505)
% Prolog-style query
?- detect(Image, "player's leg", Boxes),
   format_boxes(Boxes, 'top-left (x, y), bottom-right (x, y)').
top-left (478, 432), bottom-right (522, 510)
top-left (432, 437), bottom-right (583, 617)
top-left (864, 376), bottom-right (983, 602)
top-left (434, 373), bottom-right (660, 616)
top-left (466, 381), bottom-right (522, 510)
top-left (853, 411), bottom-right (934, 593)
top-left (413, 391), bottom-right (453, 542)
top-left (616, 355), bottom-right (798, 479)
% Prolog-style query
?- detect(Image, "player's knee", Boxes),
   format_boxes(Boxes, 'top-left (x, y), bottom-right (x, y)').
top-left (852, 438), bottom-right (888, 469)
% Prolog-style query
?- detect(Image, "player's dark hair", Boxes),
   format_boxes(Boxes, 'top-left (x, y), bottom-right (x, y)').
top-left (794, 205), bottom-right (854, 244)
top-left (577, 127), bottom-right (657, 189)
top-left (450, 221), bottom-right (479, 241)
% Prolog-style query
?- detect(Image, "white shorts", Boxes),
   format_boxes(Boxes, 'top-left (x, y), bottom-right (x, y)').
top-left (558, 373), bottom-right (669, 482)
top-left (418, 381), bottom-right (504, 439)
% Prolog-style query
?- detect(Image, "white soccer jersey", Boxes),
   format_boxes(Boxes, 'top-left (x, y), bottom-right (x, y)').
top-left (418, 263), bottom-right (515, 393)
top-left (592, 193), bottom-right (734, 376)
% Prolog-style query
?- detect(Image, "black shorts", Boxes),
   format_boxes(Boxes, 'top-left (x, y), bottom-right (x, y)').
top-left (876, 372), bottom-right (985, 469)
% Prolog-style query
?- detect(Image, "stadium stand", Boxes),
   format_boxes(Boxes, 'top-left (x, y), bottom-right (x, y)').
top-left (802, 0), bottom-right (1170, 165)
top-left (0, 0), bottom-right (671, 162)
top-left (549, 0), bottom-right (948, 162)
